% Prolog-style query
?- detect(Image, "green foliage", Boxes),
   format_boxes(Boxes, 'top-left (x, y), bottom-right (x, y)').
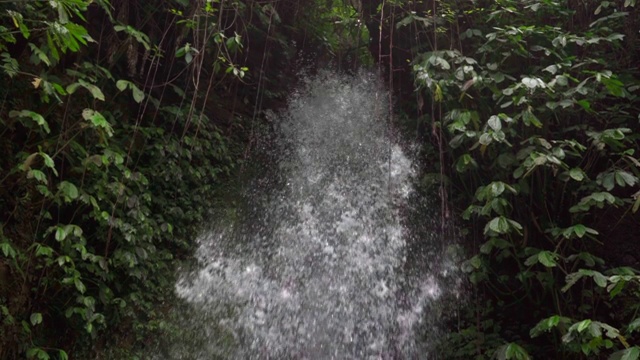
top-left (0, 0), bottom-right (277, 357)
top-left (295, 0), bottom-right (373, 68)
top-left (396, 0), bottom-right (640, 357)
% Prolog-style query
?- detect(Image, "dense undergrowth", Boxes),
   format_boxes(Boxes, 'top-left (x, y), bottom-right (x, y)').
top-left (379, 0), bottom-right (640, 358)
top-left (0, 0), bottom-right (377, 357)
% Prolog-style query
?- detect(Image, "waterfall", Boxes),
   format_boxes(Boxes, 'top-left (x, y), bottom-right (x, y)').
top-left (163, 71), bottom-right (457, 359)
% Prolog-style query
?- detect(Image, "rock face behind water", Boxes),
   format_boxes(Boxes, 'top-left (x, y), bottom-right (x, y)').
top-left (168, 71), bottom-right (456, 360)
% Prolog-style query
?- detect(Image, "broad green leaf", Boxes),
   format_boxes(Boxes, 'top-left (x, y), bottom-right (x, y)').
top-left (538, 251), bottom-right (558, 267)
top-left (572, 224), bottom-right (586, 238)
top-left (569, 168), bottom-right (585, 181)
top-left (66, 82), bottom-right (80, 94)
top-left (82, 109), bottom-right (113, 136)
top-left (9, 110), bottom-right (51, 133)
top-left (1, 242), bottom-right (17, 258)
top-left (80, 79), bottom-right (104, 100)
top-left (55, 226), bottom-right (68, 241)
top-left (492, 130), bottom-right (506, 143)
top-left (609, 280), bottom-right (626, 298)
top-left (592, 271), bottom-right (607, 287)
top-left (507, 219), bottom-right (523, 233)
top-left (74, 278), bottom-right (86, 294)
top-left (486, 216), bottom-right (510, 234)
top-left (456, 154), bottom-right (477, 172)
top-left (601, 77), bottom-right (625, 97)
top-left (28, 43), bottom-right (51, 66)
top-left (68, 79), bottom-right (104, 100)
top-left (493, 72), bottom-right (505, 83)
top-left (1, 53), bottom-right (19, 78)
top-left (429, 55), bottom-right (450, 70)
top-left (69, 224), bottom-right (83, 237)
top-left (577, 99), bottom-right (591, 110)
top-left (615, 170), bottom-right (638, 187)
top-left (588, 322), bottom-right (602, 338)
top-left (26, 347), bottom-right (49, 359)
top-left (601, 322), bottom-right (621, 338)
top-left (566, 252), bottom-right (602, 267)
top-left (577, 319), bottom-right (592, 333)
top-left (58, 181), bottom-right (79, 201)
top-left (495, 342), bottom-right (530, 360)
top-left (570, 224), bottom-right (586, 238)
top-left (116, 79), bottom-right (129, 91)
top-left (479, 133), bottom-right (492, 145)
top-left (522, 77), bottom-right (543, 89)
top-left (505, 343), bottom-right (530, 359)
top-left (39, 152), bottom-right (56, 173)
top-left (131, 85), bottom-right (145, 103)
top-left (556, 75), bottom-right (568, 86)
top-left (531, 315), bottom-right (563, 337)
top-left (489, 182), bottom-right (506, 197)
top-left (469, 255), bottom-right (482, 269)
top-left (524, 253), bottom-right (539, 266)
top-left (488, 115), bottom-right (502, 131)
top-left (27, 169), bottom-right (48, 184)
top-left (35, 244), bottom-right (53, 257)
top-left (30, 313), bottom-right (43, 326)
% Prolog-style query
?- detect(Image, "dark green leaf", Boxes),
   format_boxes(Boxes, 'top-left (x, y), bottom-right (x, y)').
top-left (531, 315), bottom-right (563, 337)
top-left (1, 242), bottom-right (17, 258)
top-left (74, 278), bottom-right (86, 294)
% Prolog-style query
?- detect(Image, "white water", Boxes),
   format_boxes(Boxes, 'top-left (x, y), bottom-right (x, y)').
top-left (166, 72), bottom-right (456, 359)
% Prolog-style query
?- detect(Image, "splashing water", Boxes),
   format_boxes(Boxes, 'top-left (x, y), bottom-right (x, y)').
top-left (170, 71), bottom-right (454, 359)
